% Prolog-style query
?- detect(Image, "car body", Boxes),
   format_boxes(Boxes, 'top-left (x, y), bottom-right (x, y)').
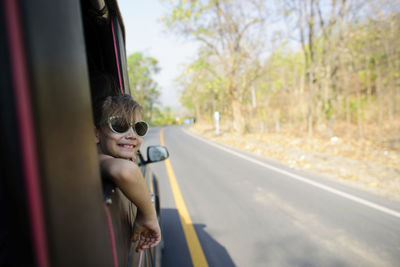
top-left (0, 0), bottom-right (166, 266)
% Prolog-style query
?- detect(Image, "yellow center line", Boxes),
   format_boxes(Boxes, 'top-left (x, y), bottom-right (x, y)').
top-left (160, 129), bottom-right (209, 267)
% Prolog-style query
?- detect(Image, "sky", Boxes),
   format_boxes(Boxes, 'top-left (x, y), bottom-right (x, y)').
top-left (118, 0), bottom-right (198, 109)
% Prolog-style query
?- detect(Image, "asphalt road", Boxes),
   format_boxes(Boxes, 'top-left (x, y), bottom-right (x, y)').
top-left (142, 126), bottom-right (400, 267)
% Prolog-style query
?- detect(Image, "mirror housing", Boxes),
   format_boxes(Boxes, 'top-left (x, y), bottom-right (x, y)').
top-left (146, 146), bottom-right (169, 164)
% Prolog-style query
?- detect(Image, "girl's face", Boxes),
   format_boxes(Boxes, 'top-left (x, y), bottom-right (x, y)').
top-left (96, 113), bottom-right (143, 161)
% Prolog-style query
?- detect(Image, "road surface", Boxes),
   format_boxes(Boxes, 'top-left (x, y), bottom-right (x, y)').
top-left (142, 126), bottom-right (400, 267)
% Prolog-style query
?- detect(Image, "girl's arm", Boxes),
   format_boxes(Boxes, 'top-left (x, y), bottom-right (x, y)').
top-left (99, 154), bottom-right (161, 251)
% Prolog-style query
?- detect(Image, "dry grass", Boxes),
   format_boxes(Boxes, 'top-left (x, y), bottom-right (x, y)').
top-left (188, 122), bottom-right (400, 201)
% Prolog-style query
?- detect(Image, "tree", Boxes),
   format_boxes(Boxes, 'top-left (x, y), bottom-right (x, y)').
top-left (280, 0), bottom-right (367, 136)
top-left (151, 106), bottom-right (177, 126)
top-left (127, 52), bottom-right (161, 122)
top-left (178, 48), bottom-right (226, 122)
top-left (162, 0), bottom-right (269, 134)
top-left (162, 0), bottom-right (400, 141)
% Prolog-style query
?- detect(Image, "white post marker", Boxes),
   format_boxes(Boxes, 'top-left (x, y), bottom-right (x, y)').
top-left (214, 111), bottom-right (220, 136)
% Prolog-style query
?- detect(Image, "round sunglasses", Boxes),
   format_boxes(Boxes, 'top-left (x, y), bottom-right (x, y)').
top-left (103, 116), bottom-right (148, 136)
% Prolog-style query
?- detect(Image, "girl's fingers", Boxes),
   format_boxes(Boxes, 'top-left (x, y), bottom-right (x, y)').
top-left (134, 230), bottom-right (161, 252)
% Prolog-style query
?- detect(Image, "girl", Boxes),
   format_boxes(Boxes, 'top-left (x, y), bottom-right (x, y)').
top-left (94, 94), bottom-right (161, 252)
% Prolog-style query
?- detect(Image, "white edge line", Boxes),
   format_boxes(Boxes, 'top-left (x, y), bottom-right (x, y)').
top-left (183, 128), bottom-right (400, 219)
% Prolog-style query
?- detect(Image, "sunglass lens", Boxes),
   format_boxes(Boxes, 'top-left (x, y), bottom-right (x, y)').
top-left (110, 117), bottom-right (129, 133)
top-left (135, 121), bottom-right (148, 136)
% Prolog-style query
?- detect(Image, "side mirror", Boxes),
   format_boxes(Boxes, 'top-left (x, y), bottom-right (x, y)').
top-left (146, 146), bottom-right (169, 164)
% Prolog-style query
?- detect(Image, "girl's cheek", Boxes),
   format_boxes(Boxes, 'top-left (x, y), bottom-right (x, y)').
top-left (138, 138), bottom-right (143, 148)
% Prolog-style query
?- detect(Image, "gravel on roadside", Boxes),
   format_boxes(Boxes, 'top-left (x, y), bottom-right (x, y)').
top-left (188, 123), bottom-right (400, 201)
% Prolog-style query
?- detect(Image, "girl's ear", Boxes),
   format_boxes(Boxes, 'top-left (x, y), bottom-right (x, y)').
top-left (95, 127), bottom-right (100, 144)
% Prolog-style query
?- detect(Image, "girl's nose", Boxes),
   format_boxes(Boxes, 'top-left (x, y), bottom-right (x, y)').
top-left (126, 126), bottom-right (138, 138)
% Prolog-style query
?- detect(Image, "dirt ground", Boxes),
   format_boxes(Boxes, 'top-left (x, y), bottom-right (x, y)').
top-left (188, 123), bottom-right (400, 202)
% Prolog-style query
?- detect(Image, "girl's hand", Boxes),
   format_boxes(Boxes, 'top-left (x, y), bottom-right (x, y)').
top-left (133, 212), bottom-right (161, 252)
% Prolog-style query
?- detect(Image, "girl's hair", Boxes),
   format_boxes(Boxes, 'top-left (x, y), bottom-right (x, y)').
top-left (94, 94), bottom-right (143, 127)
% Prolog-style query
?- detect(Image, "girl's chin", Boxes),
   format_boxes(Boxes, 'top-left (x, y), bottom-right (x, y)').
top-left (117, 152), bottom-right (136, 160)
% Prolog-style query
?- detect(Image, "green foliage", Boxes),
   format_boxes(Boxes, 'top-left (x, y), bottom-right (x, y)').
top-left (324, 100), bottom-right (334, 120)
top-left (162, 0), bottom-right (400, 134)
top-left (151, 106), bottom-right (178, 126)
top-left (127, 52), bottom-right (161, 122)
top-left (162, 0), bottom-right (268, 133)
top-left (177, 49), bottom-right (228, 120)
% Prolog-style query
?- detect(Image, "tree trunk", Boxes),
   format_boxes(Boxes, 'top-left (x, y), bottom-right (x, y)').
top-left (376, 67), bottom-right (382, 124)
top-left (307, 69), bottom-right (314, 137)
top-left (367, 64), bottom-right (372, 103)
top-left (232, 98), bottom-right (246, 134)
top-left (357, 89), bottom-right (363, 138)
top-left (345, 94), bottom-right (350, 127)
top-left (194, 103), bottom-right (201, 122)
